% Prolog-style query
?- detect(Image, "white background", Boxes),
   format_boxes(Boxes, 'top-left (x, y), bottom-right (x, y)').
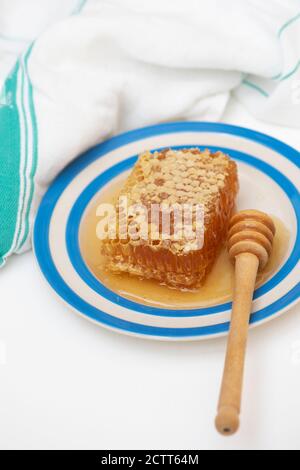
top-left (0, 98), bottom-right (300, 450)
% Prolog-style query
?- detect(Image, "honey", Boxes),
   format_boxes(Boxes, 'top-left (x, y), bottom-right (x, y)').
top-left (80, 176), bottom-right (290, 310)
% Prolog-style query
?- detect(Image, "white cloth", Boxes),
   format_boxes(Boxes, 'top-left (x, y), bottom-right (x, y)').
top-left (2, 0), bottom-right (300, 168)
top-left (0, 0), bottom-right (299, 259)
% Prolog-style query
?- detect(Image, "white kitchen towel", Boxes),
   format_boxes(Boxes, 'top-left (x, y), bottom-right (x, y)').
top-left (0, 0), bottom-right (300, 266)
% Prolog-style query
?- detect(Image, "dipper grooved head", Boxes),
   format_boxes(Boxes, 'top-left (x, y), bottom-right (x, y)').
top-left (228, 210), bottom-right (275, 270)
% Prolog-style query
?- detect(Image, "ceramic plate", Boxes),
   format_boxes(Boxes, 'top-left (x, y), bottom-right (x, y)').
top-left (33, 122), bottom-right (300, 340)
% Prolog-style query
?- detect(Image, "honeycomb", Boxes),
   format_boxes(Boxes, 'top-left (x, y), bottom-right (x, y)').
top-left (100, 148), bottom-right (239, 289)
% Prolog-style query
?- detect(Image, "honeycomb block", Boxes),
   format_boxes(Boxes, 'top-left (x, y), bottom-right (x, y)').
top-left (101, 148), bottom-right (239, 288)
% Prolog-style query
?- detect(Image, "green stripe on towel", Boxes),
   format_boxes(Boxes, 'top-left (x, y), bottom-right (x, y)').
top-left (0, 44), bottom-right (38, 265)
top-left (14, 61), bottom-right (30, 251)
top-left (244, 11), bottom-right (300, 94)
top-left (0, 62), bottom-right (22, 265)
top-left (17, 47), bottom-right (38, 252)
top-left (278, 11), bottom-right (300, 38)
top-left (242, 79), bottom-right (269, 98)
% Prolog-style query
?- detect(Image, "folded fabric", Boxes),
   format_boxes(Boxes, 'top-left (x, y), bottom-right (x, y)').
top-left (0, 0), bottom-right (299, 266)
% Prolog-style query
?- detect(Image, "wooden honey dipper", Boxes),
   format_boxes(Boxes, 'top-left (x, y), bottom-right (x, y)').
top-left (215, 210), bottom-right (276, 436)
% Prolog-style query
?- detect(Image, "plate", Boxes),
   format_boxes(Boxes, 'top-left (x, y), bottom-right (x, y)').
top-left (33, 122), bottom-right (300, 340)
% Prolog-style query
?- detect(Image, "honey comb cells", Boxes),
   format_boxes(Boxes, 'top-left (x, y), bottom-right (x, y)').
top-left (101, 148), bottom-right (239, 288)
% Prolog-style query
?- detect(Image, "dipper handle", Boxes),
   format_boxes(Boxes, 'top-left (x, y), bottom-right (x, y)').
top-left (215, 210), bottom-right (275, 436)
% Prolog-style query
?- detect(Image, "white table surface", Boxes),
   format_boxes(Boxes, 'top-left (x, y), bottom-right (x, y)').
top-left (1, 98), bottom-right (299, 451)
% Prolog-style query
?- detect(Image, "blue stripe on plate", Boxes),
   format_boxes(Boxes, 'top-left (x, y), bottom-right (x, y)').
top-left (34, 122), bottom-right (300, 338)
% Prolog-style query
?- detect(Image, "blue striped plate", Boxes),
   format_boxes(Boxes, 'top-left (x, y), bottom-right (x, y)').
top-left (33, 122), bottom-right (300, 340)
